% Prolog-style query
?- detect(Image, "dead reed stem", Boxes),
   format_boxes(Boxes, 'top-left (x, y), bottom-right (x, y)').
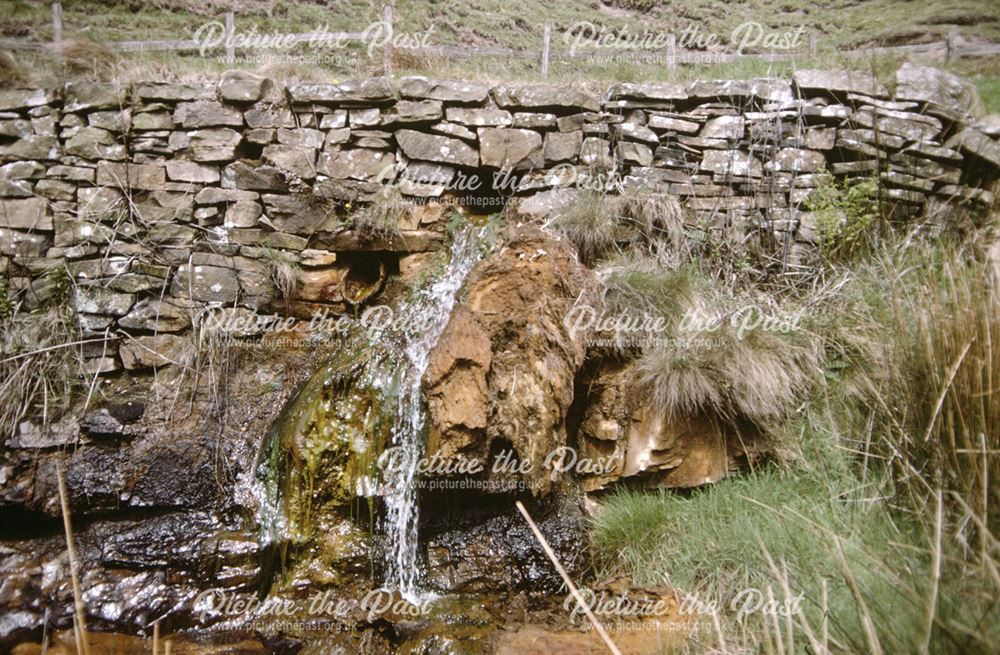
top-left (514, 500), bottom-right (622, 655)
top-left (56, 463), bottom-right (89, 655)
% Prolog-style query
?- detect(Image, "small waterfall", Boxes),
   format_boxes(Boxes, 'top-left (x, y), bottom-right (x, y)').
top-left (255, 223), bottom-right (493, 600)
top-left (375, 225), bottom-right (487, 598)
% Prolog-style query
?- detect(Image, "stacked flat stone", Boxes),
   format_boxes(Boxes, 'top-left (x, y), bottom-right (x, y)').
top-left (0, 65), bottom-right (997, 374)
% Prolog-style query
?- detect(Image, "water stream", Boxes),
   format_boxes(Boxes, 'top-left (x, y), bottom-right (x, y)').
top-left (374, 225), bottom-right (488, 599)
top-left (255, 224), bottom-right (492, 601)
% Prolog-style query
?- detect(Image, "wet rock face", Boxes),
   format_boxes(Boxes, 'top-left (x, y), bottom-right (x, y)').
top-left (421, 493), bottom-right (588, 594)
top-left (424, 226), bottom-right (599, 495)
top-left (0, 348), bottom-right (319, 648)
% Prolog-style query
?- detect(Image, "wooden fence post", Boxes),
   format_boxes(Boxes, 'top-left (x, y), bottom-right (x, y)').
top-left (946, 29), bottom-right (957, 64)
top-left (51, 1), bottom-right (63, 45)
top-left (667, 33), bottom-right (677, 70)
top-left (383, 4), bottom-right (393, 77)
top-left (541, 24), bottom-right (551, 78)
top-left (225, 11), bottom-right (235, 64)
top-left (809, 32), bottom-right (818, 58)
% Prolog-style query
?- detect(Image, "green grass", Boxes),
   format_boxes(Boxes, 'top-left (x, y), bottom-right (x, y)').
top-left (593, 395), bottom-right (1000, 654)
top-left (591, 231), bottom-right (1000, 654)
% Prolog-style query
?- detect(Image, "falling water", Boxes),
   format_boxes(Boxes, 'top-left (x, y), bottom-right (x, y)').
top-left (373, 225), bottom-right (488, 598)
top-left (255, 224), bottom-right (491, 601)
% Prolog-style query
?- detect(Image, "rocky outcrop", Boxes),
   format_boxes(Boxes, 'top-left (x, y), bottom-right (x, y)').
top-left (423, 226), bottom-right (599, 495)
top-left (573, 361), bottom-right (769, 491)
top-left (0, 346), bottom-right (321, 647)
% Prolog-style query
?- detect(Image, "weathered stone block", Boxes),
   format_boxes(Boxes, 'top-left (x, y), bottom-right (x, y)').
top-left (606, 82), bottom-right (687, 102)
top-left (174, 101), bottom-right (243, 128)
top-left (224, 200), bottom-right (263, 227)
top-left (0, 198), bottom-right (50, 230)
top-left (384, 99), bottom-right (443, 123)
top-left (512, 112), bottom-right (557, 129)
top-left (276, 128), bottom-right (326, 149)
top-left (398, 77), bottom-right (490, 103)
top-left (396, 130), bottom-right (478, 167)
top-left (96, 162), bottom-right (166, 191)
top-left (73, 287), bottom-right (135, 316)
top-left (64, 82), bottom-right (125, 112)
top-left (288, 78), bottom-right (394, 104)
top-left (194, 187), bottom-right (258, 204)
top-left (218, 70), bottom-right (270, 103)
top-left (543, 131), bottom-right (582, 163)
top-left (895, 63), bottom-right (979, 115)
top-left (245, 107), bottom-right (296, 129)
top-left (317, 148), bottom-right (395, 181)
top-left (318, 111), bottom-right (348, 129)
top-left (262, 144), bottom-right (317, 179)
top-left (700, 115), bottom-right (745, 139)
top-left (187, 128), bottom-right (242, 161)
top-left (166, 160), bottom-right (220, 184)
top-left (120, 334), bottom-right (188, 370)
top-left (793, 69), bottom-right (888, 98)
top-left (65, 127), bottom-right (125, 160)
top-left (444, 107), bottom-right (513, 127)
top-left (618, 141), bottom-right (653, 166)
top-left (493, 84), bottom-right (600, 112)
top-left (132, 112), bottom-right (173, 131)
top-left (171, 263), bottom-right (240, 303)
top-left (647, 115), bottom-right (700, 133)
top-left (766, 148), bottom-right (826, 173)
top-left (478, 127), bottom-right (543, 170)
top-left (137, 82), bottom-right (215, 102)
top-left (700, 150), bottom-right (763, 177)
top-left (261, 194), bottom-right (338, 233)
top-left (947, 128), bottom-right (1000, 171)
top-left (0, 89), bottom-right (53, 112)
top-left (0, 135), bottom-right (60, 160)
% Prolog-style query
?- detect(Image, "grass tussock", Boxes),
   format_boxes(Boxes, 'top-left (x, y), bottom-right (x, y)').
top-left (0, 273), bottom-right (84, 440)
top-left (0, 51), bottom-right (27, 87)
top-left (550, 189), bottom-right (687, 266)
top-left (617, 187), bottom-right (686, 256)
top-left (549, 190), bottom-right (622, 265)
top-left (259, 248), bottom-right (300, 302)
top-left (635, 320), bottom-right (817, 426)
top-left (592, 230), bottom-right (1000, 654)
top-left (57, 38), bottom-right (120, 80)
top-left (593, 389), bottom-right (1000, 654)
top-left (881, 246), bottom-right (1000, 535)
top-left (353, 185), bottom-right (408, 242)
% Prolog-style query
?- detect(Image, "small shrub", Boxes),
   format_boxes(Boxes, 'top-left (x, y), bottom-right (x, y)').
top-left (806, 175), bottom-right (879, 262)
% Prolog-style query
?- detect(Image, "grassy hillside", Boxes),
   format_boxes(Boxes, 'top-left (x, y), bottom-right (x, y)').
top-left (3, 0), bottom-right (999, 109)
top-left (4, 0), bottom-right (1000, 50)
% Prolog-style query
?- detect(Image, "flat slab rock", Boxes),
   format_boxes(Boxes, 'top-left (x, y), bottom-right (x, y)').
top-left (793, 69), bottom-right (888, 98)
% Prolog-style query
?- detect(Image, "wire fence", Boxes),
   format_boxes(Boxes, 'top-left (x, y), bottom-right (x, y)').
top-left (4, 2), bottom-right (999, 78)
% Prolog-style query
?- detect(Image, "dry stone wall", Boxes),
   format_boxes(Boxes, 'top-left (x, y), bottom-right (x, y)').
top-left (1, 64), bottom-right (999, 375)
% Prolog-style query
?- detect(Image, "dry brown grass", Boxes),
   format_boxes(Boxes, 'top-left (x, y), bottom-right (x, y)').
top-left (635, 321), bottom-right (818, 426)
top-left (353, 185), bottom-right (407, 241)
top-left (58, 38), bottom-right (121, 80)
top-left (0, 51), bottom-right (27, 87)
